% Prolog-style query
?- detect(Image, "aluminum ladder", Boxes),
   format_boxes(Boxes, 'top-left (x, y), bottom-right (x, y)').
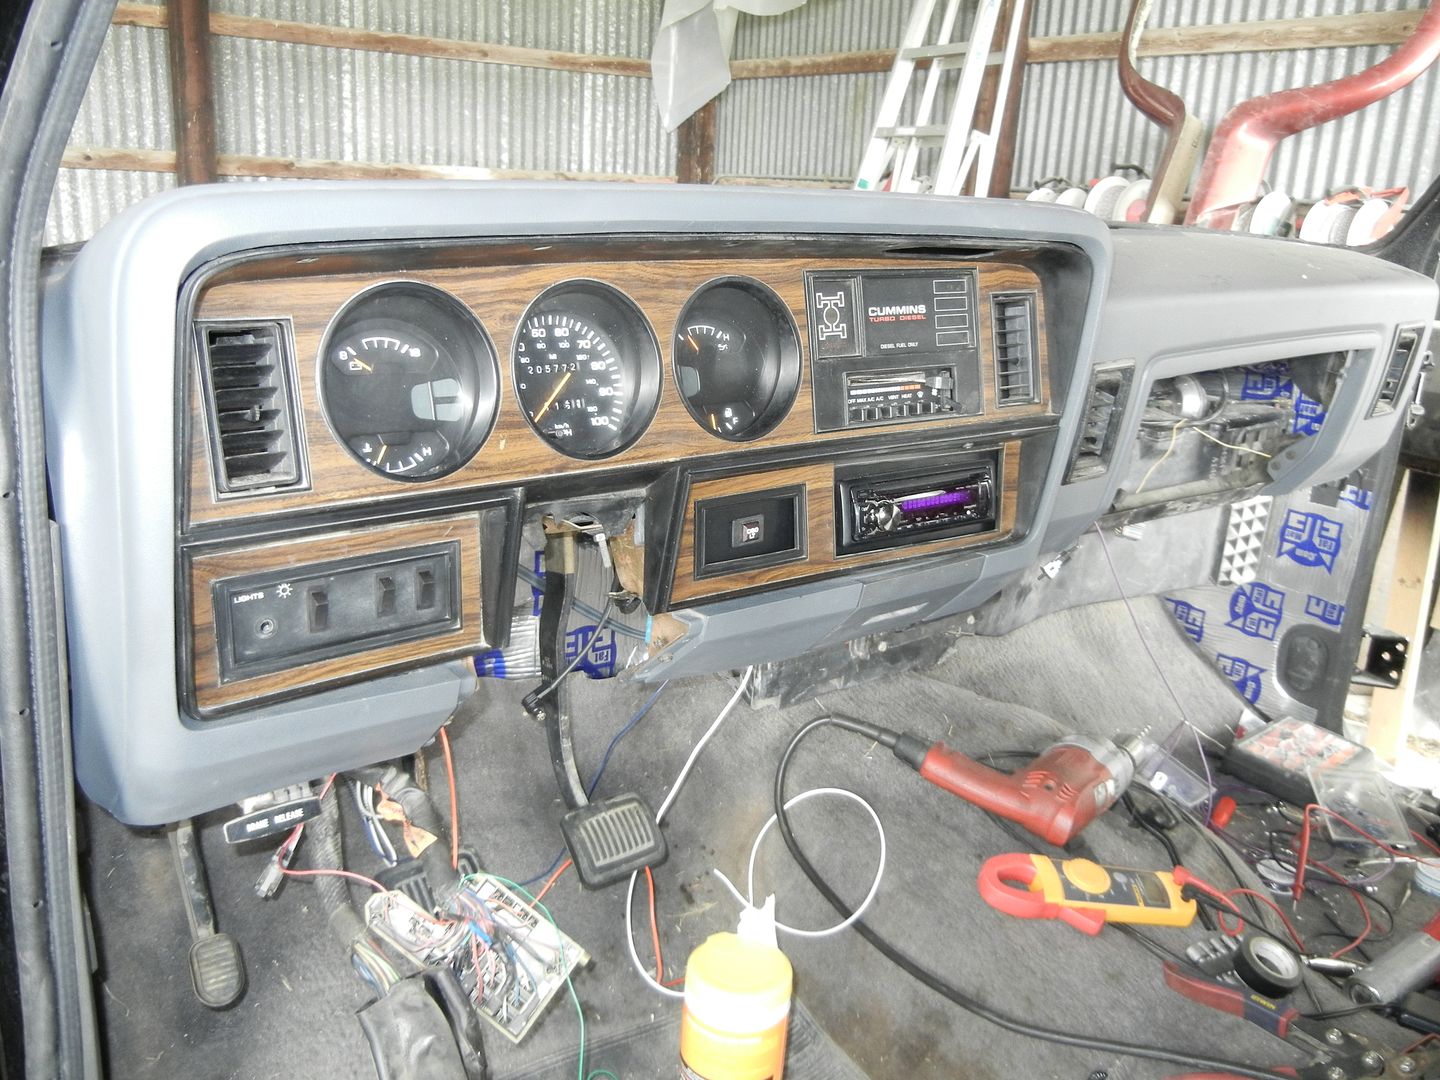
top-left (854, 0), bottom-right (1028, 197)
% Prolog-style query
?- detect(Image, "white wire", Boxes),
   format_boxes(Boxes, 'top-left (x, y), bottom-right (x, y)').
top-left (653, 667), bottom-right (752, 825)
top-left (625, 666), bottom-right (754, 999)
top-left (711, 786), bottom-right (886, 939)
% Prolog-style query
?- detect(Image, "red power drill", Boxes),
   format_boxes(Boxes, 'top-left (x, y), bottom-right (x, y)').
top-left (891, 732), bottom-right (1139, 846)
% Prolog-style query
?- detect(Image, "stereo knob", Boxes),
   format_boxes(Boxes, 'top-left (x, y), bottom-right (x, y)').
top-left (874, 500), bottom-right (901, 532)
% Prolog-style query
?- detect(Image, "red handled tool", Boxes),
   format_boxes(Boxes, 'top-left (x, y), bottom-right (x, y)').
top-left (893, 734), bottom-right (1138, 846)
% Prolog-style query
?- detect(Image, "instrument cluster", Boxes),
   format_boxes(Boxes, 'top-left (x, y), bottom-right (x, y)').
top-left (317, 274), bottom-right (803, 477)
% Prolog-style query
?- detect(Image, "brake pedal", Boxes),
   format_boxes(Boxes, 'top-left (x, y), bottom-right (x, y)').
top-left (169, 820), bottom-right (246, 1009)
top-left (560, 793), bottom-right (667, 889)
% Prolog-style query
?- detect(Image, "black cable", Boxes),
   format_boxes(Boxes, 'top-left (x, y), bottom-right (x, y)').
top-left (1120, 791), bottom-right (1216, 931)
top-left (1301, 1002), bottom-right (1390, 1022)
top-left (773, 717), bottom-right (1291, 1080)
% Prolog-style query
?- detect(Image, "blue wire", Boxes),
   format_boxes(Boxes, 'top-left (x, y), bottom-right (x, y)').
top-left (515, 683), bottom-right (668, 887)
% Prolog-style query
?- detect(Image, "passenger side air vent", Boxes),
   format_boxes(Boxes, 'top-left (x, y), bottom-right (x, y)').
top-left (197, 321), bottom-right (306, 494)
top-left (1370, 324), bottom-right (1425, 416)
top-left (1065, 361), bottom-right (1134, 483)
top-left (991, 293), bottom-right (1038, 406)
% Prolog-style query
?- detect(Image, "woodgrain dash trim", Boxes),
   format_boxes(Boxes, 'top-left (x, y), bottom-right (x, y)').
top-left (668, 442), bottom-right (1021, 606)
top-left (189, 256), bottom-right (1049, 524)
top-left (189, 514), bottom-right (483, 713)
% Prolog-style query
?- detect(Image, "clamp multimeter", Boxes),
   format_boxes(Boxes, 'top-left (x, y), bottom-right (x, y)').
top-left (978, 852), bottom-right (1197, 934)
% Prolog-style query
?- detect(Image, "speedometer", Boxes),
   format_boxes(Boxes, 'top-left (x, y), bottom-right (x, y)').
top-left (513, 281), bottom-right (660, 459)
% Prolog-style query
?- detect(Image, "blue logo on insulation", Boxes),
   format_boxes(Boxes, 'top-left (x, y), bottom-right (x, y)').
top-left (566, 624), bottom-right (618, 679)
top-left (1216, 654), bottom-right (1265, 705)
top-left (1227, 583), bottom-right (1285, 640)
top-left (474, 650), bottom-right (508, 677)
top-left (1305, 595), bottom-right (1345, 627)
top-left (1278, 510), bottom-right (1344, 573)
top-left (1291, 390), bottom-right (1326, 436)
top-left (1240, 363), bottom-right (1293, 401)
top-left (1339, 485), bottom-right (1373, 511)
top-left (1165, 598), bottom-right (1206, 643)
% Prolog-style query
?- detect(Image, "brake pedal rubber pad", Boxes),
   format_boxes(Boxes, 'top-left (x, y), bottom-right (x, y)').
top-left (188, 932), bottom-right (246, 1009)
top-left (560, 792), bottom-right (667, 889)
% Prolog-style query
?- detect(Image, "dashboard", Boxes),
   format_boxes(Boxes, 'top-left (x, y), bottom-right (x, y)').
top-left (40, 182), bottom-right (1436, 825)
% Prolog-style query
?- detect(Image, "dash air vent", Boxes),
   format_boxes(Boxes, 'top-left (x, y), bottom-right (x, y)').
top-left (1369, 324), bottom-right (1426, 416)
top-left (991, 293), bottom-right (1038, 406)
top-left (197, 321), bottom-right (306, 494)
top-left (1065, 361), bottom-right (1134, 483)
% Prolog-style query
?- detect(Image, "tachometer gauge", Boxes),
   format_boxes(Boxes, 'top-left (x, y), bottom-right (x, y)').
top-left (513, 280), bottom-right (660, 459)
top-left (673, 278), bottom-right (801, 441)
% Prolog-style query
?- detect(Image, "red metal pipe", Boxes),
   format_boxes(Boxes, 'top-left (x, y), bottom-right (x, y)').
top-left (1118, 0), bottom-right (1205, 223)
top-left (1186, 0), bottom-right (1440, 229)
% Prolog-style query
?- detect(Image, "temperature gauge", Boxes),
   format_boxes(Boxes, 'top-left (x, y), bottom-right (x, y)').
top-left (673, 278), bottom-right (800, 442)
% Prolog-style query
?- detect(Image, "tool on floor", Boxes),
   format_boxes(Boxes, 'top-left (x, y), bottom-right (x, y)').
top-left (525, 525), bottom-right (666, 889)
top-left (169, 819), bottom-right (246, 1009)
top-left (1185, 933), bottom-right (1304, 999)
top-left (892, 732), bottom-right (1139, 845)
top-left (1164, 960), bottom-right (1440, 1080)
top-left (855, 0), bottom-right (1030, 197)
top-left (978, 853), bottom-right (1196, 933)
top-left (1347, 911), bottom-right (1440, 1006)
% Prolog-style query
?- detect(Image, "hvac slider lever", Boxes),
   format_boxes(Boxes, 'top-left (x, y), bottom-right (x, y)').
top-left (826, 714), bottom-right (1138, 846)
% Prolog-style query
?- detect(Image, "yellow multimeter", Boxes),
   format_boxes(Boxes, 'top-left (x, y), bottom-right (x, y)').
top-left (978, 853), bottom-right (1197, 934)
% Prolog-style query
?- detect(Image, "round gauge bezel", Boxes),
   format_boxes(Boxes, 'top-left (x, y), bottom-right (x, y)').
top-left (317, 280), bottom-right (501, 482)
top-left (671, 276), bottom-right (802, 443)
top-left (511, 279), bottom-right (662, 461)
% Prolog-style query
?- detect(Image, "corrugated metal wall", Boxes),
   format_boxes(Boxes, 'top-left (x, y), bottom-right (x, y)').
top-left (46, 0), bottom-right (1440, 245)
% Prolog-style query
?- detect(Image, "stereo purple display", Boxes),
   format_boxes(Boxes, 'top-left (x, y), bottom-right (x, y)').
top-left (899, 489), bottom-right (974, 512)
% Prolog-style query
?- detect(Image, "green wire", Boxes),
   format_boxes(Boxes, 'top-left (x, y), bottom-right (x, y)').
top-left (476, 874), bottom-right (593, 1080)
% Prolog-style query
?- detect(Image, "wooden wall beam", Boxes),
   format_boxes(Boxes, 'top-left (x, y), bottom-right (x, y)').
top-left (166, 0), bottom-right (218, 185)
top-left (116, 2), bottom-right (651, 77)
top-left (675, 99), bottom-right (718, 184)
top-left (116, 4), bottom-right (1424, 85)
top-left (61, 146), bottom-right (673, 184)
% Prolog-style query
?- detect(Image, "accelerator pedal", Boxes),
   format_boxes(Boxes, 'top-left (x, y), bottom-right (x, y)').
top-left (560, 792), bottom-right (667, 889)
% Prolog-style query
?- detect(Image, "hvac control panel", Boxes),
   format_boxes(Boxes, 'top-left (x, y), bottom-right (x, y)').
top-left (805, 268), bottom-right (985, 432)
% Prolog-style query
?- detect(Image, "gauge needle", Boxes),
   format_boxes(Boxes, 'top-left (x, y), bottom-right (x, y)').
top-left (686, 334), bottom-right (699, 351)
top-left (374, 443), bottom-right (387, 464)
top-left (532, 371), bottom-right (573, 421)
top-left (709, 412), bottom-right (718, 431)
top-left (352, 357), bottom-right (373, 372)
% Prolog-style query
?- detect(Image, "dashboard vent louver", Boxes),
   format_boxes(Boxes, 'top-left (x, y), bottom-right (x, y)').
top-left (991, 293), bottom-right (1038, 406)
top-left (198, 321), bottom-right (305, 494)
top-left (1370, 325), bottom-right (1425, 416)
top-left (1065, 362), bottom-right (1134, 483)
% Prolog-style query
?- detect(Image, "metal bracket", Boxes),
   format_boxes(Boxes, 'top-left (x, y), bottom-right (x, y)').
top-left (1352, 627), bottom-right (1409, 688)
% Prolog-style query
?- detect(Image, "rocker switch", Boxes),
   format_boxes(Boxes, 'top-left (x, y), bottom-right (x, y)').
top-left (416, 567), bottom-right (437, 610)
top-left (307, 588), bottom-right (329, 632)
top-left (376, 575), bottom-right (396, 617)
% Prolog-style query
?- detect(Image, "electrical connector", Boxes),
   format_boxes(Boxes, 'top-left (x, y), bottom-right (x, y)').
top-left (255, 838), bottom-right (298, 899)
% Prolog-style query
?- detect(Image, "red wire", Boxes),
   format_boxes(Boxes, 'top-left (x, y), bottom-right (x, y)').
top-left (280, 865), bottom-right (386, 891)
top-left (1223, 887), bottom-right (1307, 952)
top-left (1309, 860), bottom-right (1373, 959)
top-left (644, 866), bottom-right (665, 985)
top-left (1293, 804), bottom-right (1427, 904)
top-left (1412, 829), bottom-right (1440, 857)
top-left (438, 726), bottom-right (460, 871)
top-left (533, 859), bottom-right (572, 904)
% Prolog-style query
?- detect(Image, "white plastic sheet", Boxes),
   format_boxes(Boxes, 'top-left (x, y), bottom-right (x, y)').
top-left (651, 0), bottom-right (809, 131)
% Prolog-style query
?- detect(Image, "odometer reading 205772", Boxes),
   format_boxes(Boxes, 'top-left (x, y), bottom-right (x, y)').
top-left (513, 280), bottom-right (661, 459)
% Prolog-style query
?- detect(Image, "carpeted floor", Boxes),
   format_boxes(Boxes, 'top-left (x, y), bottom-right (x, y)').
top-left (82, 596), bottom-right (1435, 1079)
